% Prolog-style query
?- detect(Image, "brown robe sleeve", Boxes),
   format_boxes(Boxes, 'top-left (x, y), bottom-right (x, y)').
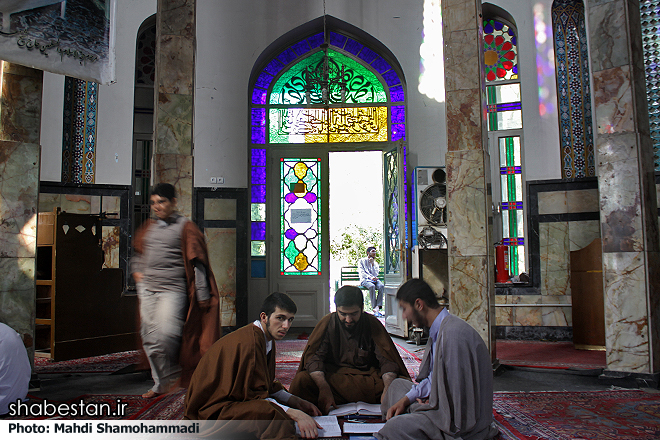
top-left (179, 220), bottom-right (222, 387)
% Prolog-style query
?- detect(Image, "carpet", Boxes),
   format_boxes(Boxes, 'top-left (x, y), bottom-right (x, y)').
top-left (496, 341), bottom-right (606, 370)
top-left (493, 390), bottom-right (660, 440)
top-left (34, 350), bottom-right (143, 374)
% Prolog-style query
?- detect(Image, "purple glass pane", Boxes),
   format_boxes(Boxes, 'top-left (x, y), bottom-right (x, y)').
top-left (255, 71), bottom-right (274, 89)
top-left (391, 106), bottom-right (405, 124)
top-left (251, 126), bottom-right (265, 144)
top-left (392, 124), bottom-right (406, 141)
top-left (304, 192), bottom-right (317, 203)
top-left (285, 228), bottom-right (298, 240)
top-left (389, 85), bottom-right (405, 102)
top-left (308, 32), bottom-right (324, 49)
top-left (344, 39), bottom-right (364, 56)
top-left (251, 108), bottom-right (266, 126)
top-left (284, 193), bottom-right (297, 203)
top-left (494, 20), bottom-right (504, 31)
top-left (292, 40), bottom-right (311, 56)
top-left (252, 184), bottom-right (266, 203)
top-left (251, 167), bottom-right (266, 184)
top-left (252, 88), bottom-right (267, 105)
top-left (264, 59), bottom-right (284, 76)
top-left (371, 57), bottom-right (392, 74)
top-left (252, 222), bottom-right (266, 241)
top-left (329, 31), bottom-right (347, 48)
top-left (277, 48), bottom-right (297, 66)
top-left (484, 22), bottom-right (494, 33)
top-left (358, 46), bottom-right (378, 64)
top-left (383, 71), bottom-right (401, 87)
top-left (251, 148), bottom-right (266, 166)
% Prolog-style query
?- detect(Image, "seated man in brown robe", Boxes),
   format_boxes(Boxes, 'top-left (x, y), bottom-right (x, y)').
top-left (377, 279), bottom-right (499, 440)
top-left (184, 292), bottom-right (322, 439)
top-left (290, 286), bottom-right (410, 414)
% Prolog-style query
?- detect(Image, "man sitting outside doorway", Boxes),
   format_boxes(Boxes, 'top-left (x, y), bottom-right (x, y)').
top-left (289, 286), bottom-right (410, 414)
top-left (358, 246), bottom-right (384, 316)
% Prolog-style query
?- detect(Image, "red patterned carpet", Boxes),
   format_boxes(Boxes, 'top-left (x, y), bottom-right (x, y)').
top-left (34, 350), bottom-right (142, 374)
top-left (497, 341), bottom-right (606, 370)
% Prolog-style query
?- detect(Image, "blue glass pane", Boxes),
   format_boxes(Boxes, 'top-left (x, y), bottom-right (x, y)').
top-left (251, 126), bottom-right (265, 144)
top-left (251, 167), bottom-right (266, 184)
top-left (358, 46), bottom-right (378, 64)
top-left (251, 259), bottom-right (266, 278)
top-left (329, 31), bottom-right (347, 48)
top-left (344, 38), bottom-right (364, 56)
top-left (390, 85), bottom-right (404, 102)
top-left (251, 148), bottom-right (266, 166)
top-left (383, 71), bottom-right (400, 87)
top-left (292, 40), bottom-right (311, 56)
top-left (308, 32), bottom-right (324, 49)
top-left (252, 88), bottom-right (267, 105)
top-left (251, 108), bottom-right (266, 126)
top-left (251, 221), bottom-right (266, 240)
top-left (255, 71), bottom-right (274, 89)
top-left (371, 57), bottom-right (392, 74)
top-left (277, 48), bottom-right (297, 66)
top-left (264, 59), bottom-right (284, 76)
top-left (392, 124), bottom-right (405, 141)
top-left (252, 184), bottom-right (266, 203)
top-left (391, 105), bottom-right (405, 124)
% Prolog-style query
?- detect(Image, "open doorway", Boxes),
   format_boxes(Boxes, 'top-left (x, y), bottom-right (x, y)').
top-left (328, 151), bottom-right (384, 312)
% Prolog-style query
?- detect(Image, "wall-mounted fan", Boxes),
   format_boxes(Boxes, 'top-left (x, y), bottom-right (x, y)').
top-left (419, 168), bottom-right (447, 226)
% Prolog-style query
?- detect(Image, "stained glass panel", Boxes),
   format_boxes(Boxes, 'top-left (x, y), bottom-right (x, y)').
top-left (280, 158), bottom-right (321, 275)
top-left (498, 136), bottom-right (524, 276)
top-left (483, 19), bottom-right (518, 81)
top-left (487, 84), bottom-right (522, 130)
top-left (384, 149), bottom-right (400, 274)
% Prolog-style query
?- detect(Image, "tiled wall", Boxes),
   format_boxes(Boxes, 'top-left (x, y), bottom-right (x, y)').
top-left (496, 178), bottom-right (600, 340)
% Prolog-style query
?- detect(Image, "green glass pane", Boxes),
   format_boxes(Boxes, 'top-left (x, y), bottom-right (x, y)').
top-left (280, 158), bottom-right (321, 275)
top-left (269, 49), bottom-right (387, 105)
top-left (251, 241), bottom-right (266, 257)
top-left (251, 203), bottom-right (266, 221)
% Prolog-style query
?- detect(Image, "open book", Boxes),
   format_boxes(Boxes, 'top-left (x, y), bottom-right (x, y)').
top-left (328, 401), bottom-right (382, 417)
top-left (295, 415), bottom-right (341, 438)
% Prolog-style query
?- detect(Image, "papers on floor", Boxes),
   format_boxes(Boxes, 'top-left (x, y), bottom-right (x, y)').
top-left (295, 415), bottom-right (341, 438)
top-left (343, 422), bottom-right (386, 434)
top-left (328, 401), bottom-right (382, 416)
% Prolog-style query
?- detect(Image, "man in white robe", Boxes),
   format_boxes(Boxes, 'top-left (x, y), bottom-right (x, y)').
top-left (0, 323), bottom-right (31, 416)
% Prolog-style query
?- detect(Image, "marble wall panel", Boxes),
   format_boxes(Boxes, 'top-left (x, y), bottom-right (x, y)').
top-left (541, 295), bottom-right (572, 326)
top-left (158, 36), bottom-right (194, 95)
top-left (449, 255), bottom-right (490, 340)
top-left (102, 196), bottom-right (121, 219)
top-left (0, 257), bottom-right (35, 341)
top-left (539, 222), bottom-right (571, 296)
top-left (101, 226), bottom-right (120, 269)
top-left (593, 66), bottom-right (634, 134)
top-left (39, 193), bottom-right (61, 213)
top-left (588, 0), bottom-right (631, 72)
top-left (60, 194), bottom-right (92, 214)
top-left (444, 0), bottom-right (478, 32)
top-left (160, 0), bottom-right (194, 38)
top-left (445, 89), bottom-right (485, 151)
top-left (205, 198), bottom-right (237, 221)
top-left (447, 149), bottom-right (488, 256)
top-left (205, 227), bottom-right (237, 298)
top-left (512, 295), bottom-right (542, 326)
top-left (567, 189), bottom-right (600, 213)
top-left (0, 142), bottom-right (39, 258)
top-left (603, 251), bottom-right (650, 372)
top-left (444, 30), bottom-right (481, 91)
top-left (154, 153), bottom-right (193, 219)
top-left (568, 220), bottom-right (601, 251)
top-left (495, 295), bottom-right (513, 326)
top-left (0, 63), bottom-right (42, 144)
top-left (156, 93), bottom-right (193, 155)
top-left (538, 191), bottom-right (567, 215)
top-left (220, 296), bottom-right (236, 327)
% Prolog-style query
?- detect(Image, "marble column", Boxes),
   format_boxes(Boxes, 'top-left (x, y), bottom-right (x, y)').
top-left (153, 0), bottom-right (195, 218)
top-left (0, 62), bottom-right (43, 358)
top-left (588, 0), bottom-right (660, 376)
top-left (442, 0), bottom-right (496, 356)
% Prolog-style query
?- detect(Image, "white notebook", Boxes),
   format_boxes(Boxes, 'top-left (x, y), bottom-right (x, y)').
top-left (328, 401), bottom-right (382, 417)
top-left (343, 422), bottom-right (386, 434)
top-left (295, 415), bottom-right (342, 438)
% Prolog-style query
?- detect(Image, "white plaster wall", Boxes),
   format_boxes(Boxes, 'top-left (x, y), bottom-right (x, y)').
top-left (195, 0), bottom-right (446, 188)
top-left (39, 0), bottom-right (156, 185)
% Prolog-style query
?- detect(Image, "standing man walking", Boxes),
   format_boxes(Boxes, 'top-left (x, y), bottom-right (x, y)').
top-left (358, 246), bottom-right (384, 316)
top-left (132, 183), bottom-right (221, 398)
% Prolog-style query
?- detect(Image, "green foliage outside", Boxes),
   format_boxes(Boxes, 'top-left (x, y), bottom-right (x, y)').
top-left (330, 224), bottom-right (384, 266)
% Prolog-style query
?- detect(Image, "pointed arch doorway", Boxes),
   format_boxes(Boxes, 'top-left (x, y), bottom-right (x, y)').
top-left (249, 22), bottom-right (408, 328)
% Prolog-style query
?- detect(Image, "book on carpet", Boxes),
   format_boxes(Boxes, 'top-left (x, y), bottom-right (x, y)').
top-left (328, 401), bottom-right (382, 416)
top-left (295, 415), bottom-right (342, 438)
top-left (343, 422), bottom-right (386, 434)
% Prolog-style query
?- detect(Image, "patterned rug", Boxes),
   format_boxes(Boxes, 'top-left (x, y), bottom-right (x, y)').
top-left (34, 350), bottom-right (142, 374)
top-left (497, 341), bottom-right (606, 370)
top-left (494, 390), bottom-right (660, 440)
